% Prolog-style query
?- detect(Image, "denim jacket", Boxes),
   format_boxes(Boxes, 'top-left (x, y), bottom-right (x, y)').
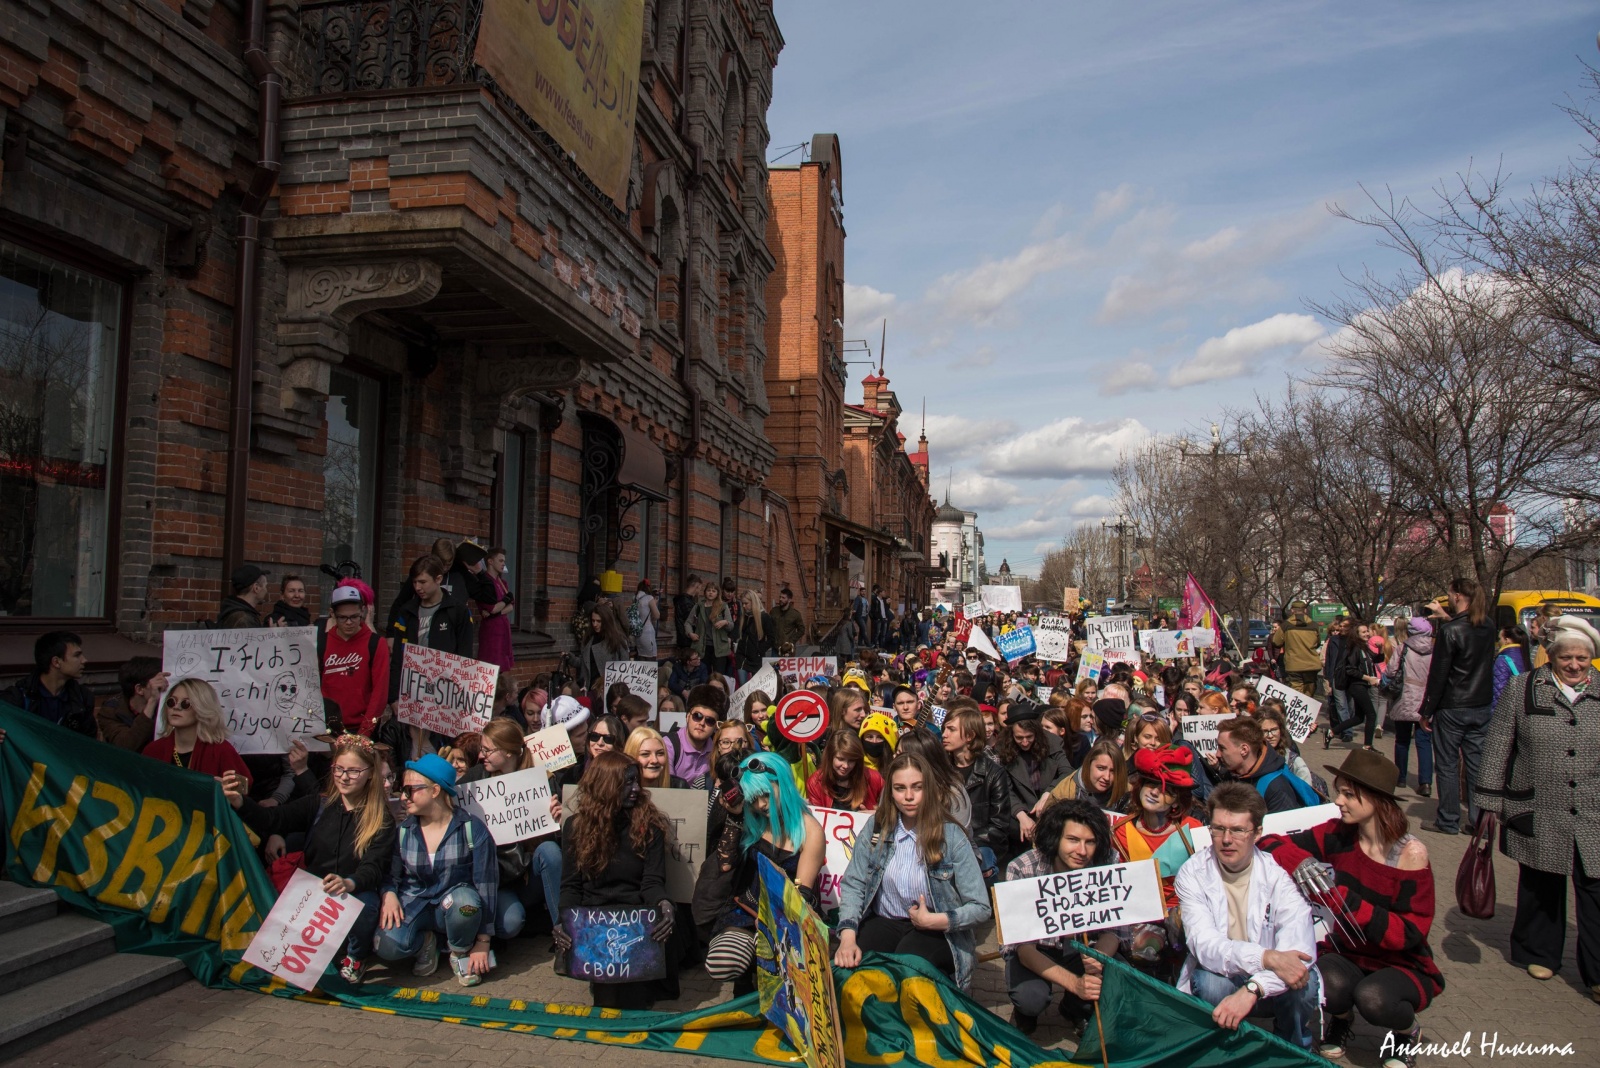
top-left (835, 814), bottom-right (992, 991)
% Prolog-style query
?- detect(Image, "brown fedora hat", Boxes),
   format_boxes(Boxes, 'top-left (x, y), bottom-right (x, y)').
top-left (1325, 748), bottom-right (1400, 799)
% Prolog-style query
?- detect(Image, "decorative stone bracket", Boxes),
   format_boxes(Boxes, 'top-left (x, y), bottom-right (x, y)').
top-left (437, 343), bottom-right (585, 501)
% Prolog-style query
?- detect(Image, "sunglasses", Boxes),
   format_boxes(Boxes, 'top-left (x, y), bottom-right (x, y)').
top-left (397, 784), bottom-right (435, 799)
top-left (689, 711), bottom-right (719, 726)
top-left (590, 732), bottom-right (616, 746)
top-left (164, 697), bottom-right (194, 711)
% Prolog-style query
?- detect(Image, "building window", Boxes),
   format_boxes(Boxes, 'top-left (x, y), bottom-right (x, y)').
top-left (0, 241), bottom-right (121, 619)
top-left (323, 368), bottom-right (382, 580)
top-left (496, 431), bottom-right (525, 600)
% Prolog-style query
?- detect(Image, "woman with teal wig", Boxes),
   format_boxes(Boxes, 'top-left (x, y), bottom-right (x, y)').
top-left (695, 751), bottom-right (825, 991)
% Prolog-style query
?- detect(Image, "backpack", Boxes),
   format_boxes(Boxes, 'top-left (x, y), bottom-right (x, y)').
top-left (1378, 648), bottom-right (1406, 699)
top-left (627, 597), bottom-right (646, 639)
top-left (1256, 766), bottom-right (1324, 808)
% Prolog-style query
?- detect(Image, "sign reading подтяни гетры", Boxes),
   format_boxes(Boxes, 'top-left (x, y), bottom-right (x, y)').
top-left (992, 859), bottom-right (1165, 946)
top-left (162, 627), bottom-right (324, 755)
top-left (396, 644), bottom-right (498, 738)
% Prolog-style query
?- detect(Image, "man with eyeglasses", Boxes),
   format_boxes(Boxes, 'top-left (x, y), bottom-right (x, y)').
top-left (320, 584), bottom-right (391, 735)
top-left (666, 683), bottom-right (725, 788)
top-left (1175, 783), bottom-right (1319, 1050)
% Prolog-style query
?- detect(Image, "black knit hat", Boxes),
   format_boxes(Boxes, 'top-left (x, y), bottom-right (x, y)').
top-left (1007, 699), bottom-right (1044, 724)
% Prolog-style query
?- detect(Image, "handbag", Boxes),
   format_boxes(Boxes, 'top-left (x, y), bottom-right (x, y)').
top-left (1456, 811), bottom-right (1497, 919)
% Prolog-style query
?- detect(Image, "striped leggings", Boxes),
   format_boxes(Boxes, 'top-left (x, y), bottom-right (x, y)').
top-left (704, 927), bottom-right (757, 982)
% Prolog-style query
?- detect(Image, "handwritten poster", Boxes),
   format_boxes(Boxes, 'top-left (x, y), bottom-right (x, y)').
top-left (762, 656), bottom-right (838, 687)
top-left (162, 627), bottom-right (324, 755)
top-left (524, 724), bottom-right (577, 771)
top-left (993, 859), bottom-right (1165, 946)
top-left (1035, 616), bottom-right (1074, 662)
top-left (1179, 713), bottom-right (1235, 760)
top-left (814, 806), bottom-right (874, 908)
top-left (996, 624), bottom-right (1038, 664)
top-left (458, 766), bottom-right (556, 845)
top-left (1076, 650), bottom-right (1105, 683)
top-left (980, 585), bottom-right (1024, 615)
top-left (1255, 676), bottom-right (1321, 743)
top-left (242, 868), bottom-right (365, 991)
top-left (395, 644), bottom-right (497, 738)
top-left (1085, 615), bottom-right (1135, 653)
top-left (562, 784), bottom-right (706, 902)
top-left (604, 659), bottom-right (661, 722)
top-left (564, 906), bottom-right (665, 982)
top-left (730, 664), bottom-right (780, 721)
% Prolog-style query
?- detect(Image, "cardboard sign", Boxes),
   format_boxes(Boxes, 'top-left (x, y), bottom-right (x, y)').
top-left (755, 854), bottom-right (845, 1068)
top-left (962, 598), bottom-right (986, 619)
top-left (730, 664), bottom-right (780, 720)
top-left (561, 785), bottom-right (706, 902)
top-left (1076, 650), bottom-right (1105, 682)
top-left (162, 627), bottom-right (325, 755)
top-left (242, 868), bottom-right (365, 991)
top-left (929, 705), bottom-right (949, 729)
top-left (458, 766), bottom-right (556, 845)
top-left (815, 806), bottom-right (874, 907)
top-left (762, 656), bottom-right (838, 686)
top-left (563, 906), bottom-right (665, 982)
top-left (1255, 676), bottom-right (1322, 743)
top-left (1062, 587), bottom-right (1079, 612)
top-left (996, 624), bottom-right (1038, 664)
top-left (980, 585), bottom-right (1023, 615)
top-left (1189, 627), bottom-right (1218, 649)
top-left (396, 644), bottom-right (497, 738)
top-left (1179, 713), bottom-right (1235, 760)
top-left (1085, 615), bottom-right (1135, 653)
top-left (524, 724), bottom-right (577, 771)
top-left (604, 659), bottom-right (661, 719)
top-left (993, 859), bottom-right (1165, 946)
top-left (1262, 802), bottom-right (1341, 837)
top-left (774, 690), bottom-right (830, 744)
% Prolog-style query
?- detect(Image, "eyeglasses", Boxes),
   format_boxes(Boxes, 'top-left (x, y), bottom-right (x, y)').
top-left (479, 745), bottom-right (506, 759)
top-left (331, 766), bottom-right (369, 780)
top-left (164, 697), bottom-right (194, 711)
top-left (333, 613), bottom-right (363, 624)
top-left (1208, 825), bottom-right (1258, 842)
top-left (689, 711), bottom-right (719, 726)
top-left (1231, 700), bottom-right (1252, 709)
top-left (397, 784), bottom-right (435, 799)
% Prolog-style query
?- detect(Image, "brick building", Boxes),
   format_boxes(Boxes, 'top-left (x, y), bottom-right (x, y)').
top-left (0, 0), bottom-right (805, 678)
top-left (764, 133), bottom-right (937, 643)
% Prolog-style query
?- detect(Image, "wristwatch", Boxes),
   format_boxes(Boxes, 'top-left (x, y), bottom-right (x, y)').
top-left (1244, 979), bottom-right (1264, 999)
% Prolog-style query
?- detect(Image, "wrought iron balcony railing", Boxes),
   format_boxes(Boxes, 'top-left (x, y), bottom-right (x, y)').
top-left (298, 0), bottom-right (483, 95)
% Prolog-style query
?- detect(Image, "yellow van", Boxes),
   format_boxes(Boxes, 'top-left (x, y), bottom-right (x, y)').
top-left (1496, 590), bottom-right (1600, 633)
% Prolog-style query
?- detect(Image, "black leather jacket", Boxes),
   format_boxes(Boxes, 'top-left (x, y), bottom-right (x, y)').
top-left (1419, 611), bottom-right (1498, 717)
top-left (957, 752), bottom-right (1012, 856)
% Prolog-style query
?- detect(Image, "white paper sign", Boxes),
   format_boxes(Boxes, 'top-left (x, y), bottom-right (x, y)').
top-left (396, 644), bottom-right (497, 738)
top-left (1262, 803), bottom-right (1341, 837)
top-left (963, 598), bottom-right (987, 619)
top-left (1150, 630), bottom-right (1192, 660)
top-left (761, 656), bottom-right (838, 686)
top-left (459, 766), bottom-right (556, 844)
top-left (815, 806), bottom-right (874, 907)
top-left (980, 585), bottom-right (1024, 615)
top-left (604, 660), bottom-right (661, 718)
top-left (242, 868), bottom-right (365, 990)
top-left (1076, 650), bottom-right (1105, 682)
top-left (730, 664), bottom-right (780, 720)
top-left (1255, 676), bottom-right (1322, 743)
top-left (1085, 615), bottom-right (1135, 652)
top-left (562, 784), bottom-right (707, 902)
top-left (162, 627), bottom-right (325, 755)
top-left (993, 859), bottom-right (1166, 946)
top-left (525, 724), bottom-right (577, 771)
top-left (966, 625), bottom-right (1001, 661)
top-left (1102, 648), bottom-right (1142, 670)
top-left (1179, 713), bottom-right (1235, 760)
top-left (1034, 616), bottom-right (1074, 663)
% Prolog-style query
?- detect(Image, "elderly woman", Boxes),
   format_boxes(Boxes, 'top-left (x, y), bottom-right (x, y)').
top-left (1476, 616), bottom-right (1600, 995)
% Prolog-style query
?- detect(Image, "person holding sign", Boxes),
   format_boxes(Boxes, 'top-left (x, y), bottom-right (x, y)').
top-left (459, 719), bottom-right (559, 943)
top-left (223, 733), bottom-right (395, 984)
top-left (832, 750), bottom-right (991, 992)
top-left (555, 751), bottom-right (677, 1009)
top-left (388, 555), bottom-right (475, 710)
top-left (376, 754), bottom-right (499, 987)
top-left (1001, 799), bottom-right (1121, 1035)
top-left (143, 679), bottom-right (252, 782)
top-left (1174, 783), bottom-right (1320, 1051)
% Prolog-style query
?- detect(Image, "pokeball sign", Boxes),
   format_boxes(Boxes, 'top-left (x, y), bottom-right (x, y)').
top-left (775, 691), bottom-right (829, 744)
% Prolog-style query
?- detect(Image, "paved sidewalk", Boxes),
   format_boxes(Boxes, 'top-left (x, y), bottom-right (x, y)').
top-left (18, 737), bottom-right (1599, 1067)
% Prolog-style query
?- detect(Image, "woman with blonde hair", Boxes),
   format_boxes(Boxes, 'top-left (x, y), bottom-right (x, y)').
top-left (143, 677), bottom-right (251, 781)
top-left (627, 725), bottom-right (689, 790)
top-left (222, 733), bottom-right (395, 983)
top-left (735, 589), bottom-right (775, 679)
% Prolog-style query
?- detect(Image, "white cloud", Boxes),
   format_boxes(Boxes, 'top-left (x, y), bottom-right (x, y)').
top-left (923, 232), bottom-right (1088, 326)
top-left (1070, 494), bottom-right (1118, 517)
top-left (1167, 312), bottom-right (1327, 387)
top-left (983, 417), bottom-right (1152, 479)
top-left (1089, 184), bottom-right (1137, 226)
top-left (1099, 361), bottom-right (1160, 396)
top-left (984, 516), bottom-right (1066, 541)
top-left (948, 472), bottom-right (1026, 511)
top-left (844, 282), bottom-right (897, 336)
top-left (924, 413), bottom-right (1013, 464)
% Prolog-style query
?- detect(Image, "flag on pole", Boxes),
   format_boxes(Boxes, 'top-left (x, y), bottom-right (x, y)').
top-left (1179, 572), bottom-right (1225, 651)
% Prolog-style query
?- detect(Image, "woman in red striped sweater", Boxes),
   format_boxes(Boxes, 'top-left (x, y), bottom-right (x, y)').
top-left (1259, 749), bottom-right (1441, 1068)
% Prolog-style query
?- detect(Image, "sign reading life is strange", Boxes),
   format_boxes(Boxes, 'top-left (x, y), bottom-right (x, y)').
top-left (242, 868), bottom-right (365, 991)
top-left (162, 627), bottom-right (324, 755)
top-left (396, 645), bottom-right (498, 737)
top-left (1085, 615), bottom-right (1136, 653)
top-left (564, 906), bottom-right (665, 982)
top-left (1255, 676), bottom-right (1321, 743)
top-left (993, 859), bottom-right (1165, 945)
top-left (458, 766), bottom-right (556, 845)
top-left (996, 624), bottom-right (1038, 664)
top-left (815, 806), bottom-right (873, 908)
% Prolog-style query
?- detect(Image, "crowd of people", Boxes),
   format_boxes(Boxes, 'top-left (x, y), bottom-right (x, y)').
top-left (8, 555), bottom-right (1600, 1068)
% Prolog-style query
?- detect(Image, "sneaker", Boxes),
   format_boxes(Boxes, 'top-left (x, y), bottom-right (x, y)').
top-left (1011, 1010), bottom-right (1038, 1036)
top-left (411, 930), bottom-right (439, 976)
top-left (1527, 964), bottom-right (1555, 980)
top-left (450, 952), bottom-right (482, 987)
top-left (1320, 1015), bottom-right (1353, 1059)
top-left (1589, 984), bottom-right (1600, 1004)
top-left (338, 956), bottom-right (365, 985)
top-left (1375, 726), bottom-right (1384, 739)
top-left (1381, 1026), bottom-right (1421, 1068)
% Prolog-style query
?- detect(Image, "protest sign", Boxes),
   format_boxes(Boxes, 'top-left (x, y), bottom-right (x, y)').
top-left (755, 854), bottom-right (845, 1068)
top-left (524, 724), bottom-right (577, 771)
top-left (762, 655), bottom-right (837, 687)
top-left (815, 806), bottom-right (874, 907)
top-left (1263, 803), bottom-right (1341, 837)
top-left (1189, 627), bottom-right (1217, 649)
top-left (730, 664), bottom-right (780, 720)
top-left (993, 859), bottom-right (1165, 946)
top-left (963, 597), bottom-right (986, 619)
top-left (996, 624), bottom-right (1037, 664)
top-left (396, 645), bottom-right (497, 737)
top-left (980, 585), bottom-right (1023, 615)
top-left (966, 625), bottom-right (1001, 661)
top-left (562, 784), bottom-right (706, 901)
top-left (162, 626), bottom-right (324, 755)
top-left (458, 765), bottom-right (556, 845)
top-left (1150, 630), bottom-right (1192, 661)
top-left (1255, 676), bottom-right (1322, 743)
top-left (1179, 713), bottom-right (1235, 760)
top-left (1138, 629), bottom-right (1157, 654)
top-left (1062, 587), bottom-right (1079, 612)
top-left (1102, 648), bottom-right (1141, 670)
top-left (929, 705), bottom-right (949, 729)
top-left (951, 613), bottom-right (974, 643)
top-left (1076, 650), bottom-right (1105, 683)
top-left (605, 659), bottom-right (661, 718)
top-left (1085, 615), bottom-right (1135, 652)
top-left (1034, 615), bottom-right (1073, 662)
top-left (563, 905), bottom-right (665, 982)
top-left (243, 869), bottom-right (365, 991)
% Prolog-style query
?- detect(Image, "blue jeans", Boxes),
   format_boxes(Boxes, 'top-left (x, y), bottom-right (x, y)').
top-left (1432, 703), bottom-right (1492, 833)
top-left (375, 884), bottom-right (485, 958)
top-left (977, 846), bottom-right (997, 883)
top-left (531, 839), bottom-right (562, 924)
top-left (346, 890), bottom-right (381, 961)
top-left (1392, 721), bottom-right (1432, 789)
top-left (1191, 964), bottom-right (1320, 1050)
top-left (1329, 688), bottom-right (1353, 740)
top-left (496, 889), bottom-right (526, 940)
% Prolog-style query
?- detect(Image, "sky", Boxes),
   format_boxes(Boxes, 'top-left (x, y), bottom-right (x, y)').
top-left (765, 0), bottom-right (1598, 577)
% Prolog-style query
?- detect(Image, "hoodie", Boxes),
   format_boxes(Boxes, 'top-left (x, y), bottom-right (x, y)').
top-left (858, 712), bottom-right (901, 771)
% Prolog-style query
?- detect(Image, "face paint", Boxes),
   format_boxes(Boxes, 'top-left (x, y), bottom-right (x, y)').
top-left (622, 763), bottom-right (641, 808)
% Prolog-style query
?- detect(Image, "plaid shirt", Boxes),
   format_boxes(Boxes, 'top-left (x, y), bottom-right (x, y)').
top-left (384, 807), bottom-right (500, 937)
top-left (1002, 848), bottom-right (1060, 956)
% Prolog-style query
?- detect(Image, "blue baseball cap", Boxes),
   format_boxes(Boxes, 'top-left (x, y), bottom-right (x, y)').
top-left (404, 753), bottom-right (458, 796)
